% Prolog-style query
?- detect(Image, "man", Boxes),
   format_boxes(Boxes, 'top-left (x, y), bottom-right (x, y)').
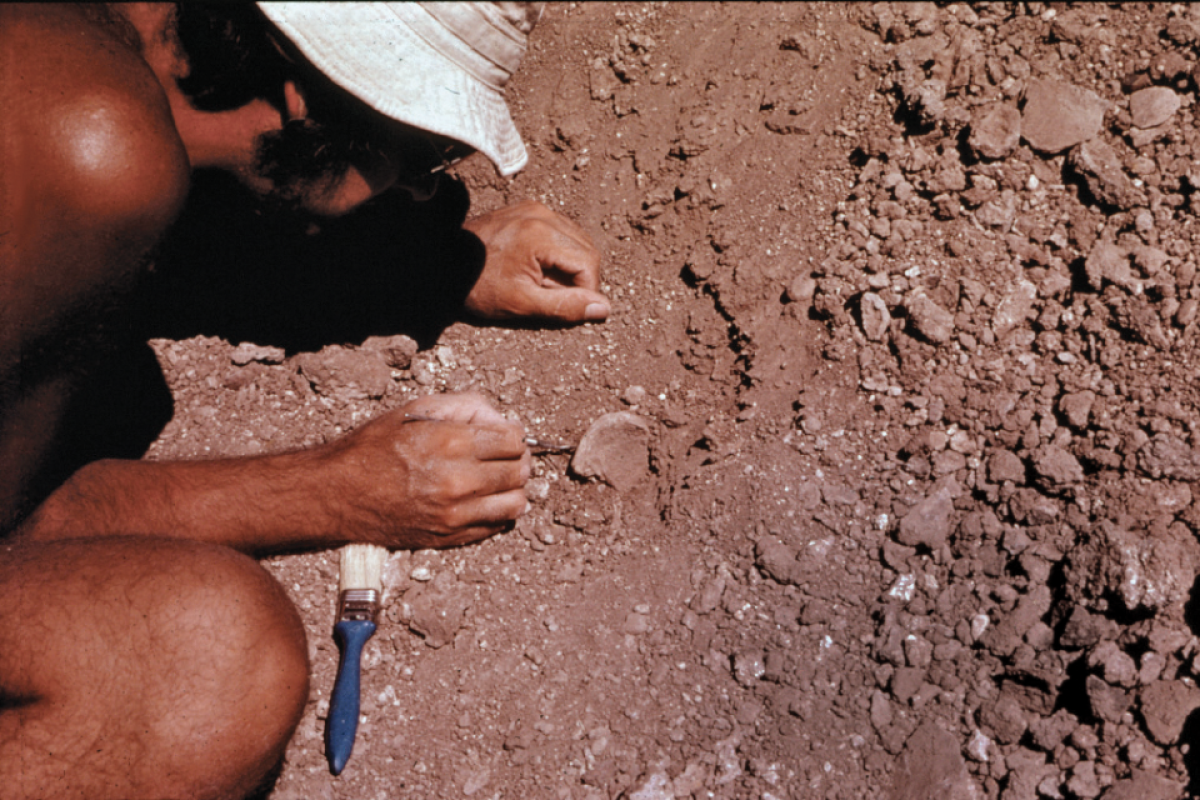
top-left (0, 4), bottom-right (609, 798)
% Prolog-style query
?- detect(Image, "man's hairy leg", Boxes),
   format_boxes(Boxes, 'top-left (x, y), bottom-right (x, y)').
top-left (0, 537), bottom-right (309, 800)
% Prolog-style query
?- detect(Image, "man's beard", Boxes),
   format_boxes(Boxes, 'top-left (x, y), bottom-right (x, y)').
top-left (252, 117), bottom-right (381, 216)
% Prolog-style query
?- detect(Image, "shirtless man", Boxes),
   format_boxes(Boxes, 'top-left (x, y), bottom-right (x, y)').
top-left (0, 4), bottom-right (608, 798)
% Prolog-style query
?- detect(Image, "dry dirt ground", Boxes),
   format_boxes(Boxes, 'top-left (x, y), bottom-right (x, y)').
top-left (125, 3), bottom-right (1200, 798)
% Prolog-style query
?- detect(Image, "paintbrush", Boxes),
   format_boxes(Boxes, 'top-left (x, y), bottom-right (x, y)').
top-left (325, 542), bottom-right (387, 775)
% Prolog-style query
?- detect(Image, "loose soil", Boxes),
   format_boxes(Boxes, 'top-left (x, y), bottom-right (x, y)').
top-left (127, 3), bottom-right (1200, 798)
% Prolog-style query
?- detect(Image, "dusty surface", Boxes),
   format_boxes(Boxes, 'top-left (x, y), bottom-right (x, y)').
top-left (130, 3), bottom-right (1200, 798)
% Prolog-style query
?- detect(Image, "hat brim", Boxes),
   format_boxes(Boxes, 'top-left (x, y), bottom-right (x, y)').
top-left (258, 3), bottom-right (528, 176)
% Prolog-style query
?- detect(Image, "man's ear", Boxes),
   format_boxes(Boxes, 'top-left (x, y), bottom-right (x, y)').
top-left (283, 80), bottom-right (308, 122)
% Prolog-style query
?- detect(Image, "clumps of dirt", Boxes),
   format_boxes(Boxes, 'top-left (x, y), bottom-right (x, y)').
top-left (145, 3), bottom-right (1200, 799)
top-left (782, 2), bottom-right (1200, 797)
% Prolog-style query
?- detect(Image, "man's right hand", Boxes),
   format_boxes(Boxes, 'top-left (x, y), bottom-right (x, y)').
top-left (315, 393), bottom-right (533, 549)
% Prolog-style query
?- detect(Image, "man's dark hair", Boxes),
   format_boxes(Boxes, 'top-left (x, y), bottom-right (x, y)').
top-left (173, 4), bottom-right (291, 113)
top-left (172, 4), bottom-right (403, 210)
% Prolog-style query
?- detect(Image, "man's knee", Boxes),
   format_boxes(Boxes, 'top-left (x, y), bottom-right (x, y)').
top-left (0, 537), bottom-right (310, 800)
top-left (149, 541), bottom-right (311, 790)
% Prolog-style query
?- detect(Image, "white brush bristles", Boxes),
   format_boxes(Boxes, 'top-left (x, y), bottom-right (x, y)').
top-left (339, 544), bottom-right (388, 593)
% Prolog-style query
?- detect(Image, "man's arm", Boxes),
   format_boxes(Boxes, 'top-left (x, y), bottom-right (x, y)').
top-left (16, 392), bottom-right (532, 554)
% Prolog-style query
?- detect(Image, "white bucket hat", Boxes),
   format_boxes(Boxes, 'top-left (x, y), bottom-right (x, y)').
top-left (256, 2), bottom-right (544, 176)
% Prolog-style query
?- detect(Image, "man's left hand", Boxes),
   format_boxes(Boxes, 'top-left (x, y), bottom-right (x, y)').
top-left (463, 200), bottom-right (610, 323)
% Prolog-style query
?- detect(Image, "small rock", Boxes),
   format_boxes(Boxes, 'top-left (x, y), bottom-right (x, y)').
top-left (461, 768), bottom-right (491, 796)
top-left (755, 536), bottom-right (801, 585)
top-left (1084, 241), bottom-right (1137, 292)
top-left (1060, 607), bottom-right (1117, 650)
top-left (691, 576), bottom-right (726, 615)
top-left (905, 291), bottom-right (955, 343)
top-left (1032, 445), bottom-right (1084, 488)
top-left (1025, 621), bottom-right (1054, 651)
top-left (888, 720), bottom-right (979, 800)
top-left (969, 102), bottom-right (1022, 160)
top-left (1070, 139), bottom-right (1145, 211)
top-left (1022, 78), bottom-right (1108, 154)
top-left (787, 274), bottom-right (818, 305)
top-left (932, 450), bottom-right (966, 475)
top-left (1089, 641), bottom-right (1138, 687)
top-left (713, 734), bottom-right (743, 786)
top-left (1139, 679), bottom-right (1200, 745)
top-left (1100, 768), bottom-right (1186, 800)
top-left (887, 574), bottom-right (917, 603)
top-left (1137, 433), bottom-right (1200, 481)
top-left (1067, 761), bottom-right (1101, 800)
top-left (822, 484), bottom-right (859, 505)
top-left (1147, 621), bottom-right (1191, 656)
top-left (622, 385), bottom-right (649, 406)
top-left (981, 585), bottom-right (1052, 658)
top-left (988, 450), bottom-right (1026, 484)
top-left (903, 634), bottom-right (934, 669)
top-left (1166, 16), bottom-right (1200, 45)
top-left (1029, 709), bottom-right (1079, 752)
top-left (1139, 652), bottom-right (1167, 685)
top-left (974, 189), bottom-right (1018, 231)
top-left (1083, 519), bottom-right (1198, 616)
top-left (671, 764), bottom-right (708, 797)
top-left (381, 552), bottom-right (412, 603)
top-left (965, 729), bottom-right (992, 762)
top-left (903, 78), bottom-right (947, 125)
top-left (733, 651), bottom-right (766, 687)
top-left (870, 689), bottom-right (894, 730)
top-left (406, 583), bottom-right (471, 649)
top-left (1059, 391), bottom-right (1096, 429)
top-left (1086, 675), bottom-right (1132, 723)
top-left (991, 279), bottom-right (1038, 337)
top-left (360, 334), bottom-right (419, 369)
top-left (627, 772), bottom-right (673, 800)
top-left (624, 612), bottom-right (650, 635)
top-left (570, 412), bottom-right (652, 492)
top-left (891, 666), bottom-right (926, 703)
top-left (1177, 298), bottom-right (1199, 326)
top-left (1004, 748), bottom-right (1057, 800)
top-left (1129, 86), bottom-right (1181, 129)
top-left (1131, 244), bottom-right (1169, 276)
top-left (897, 480), bottom-right (958, 550)
top-left (294, 346), bottom-right (393, 400)
top-left (1008, 489), bottom-right (1061, 525)
top-left (861, 292), bottom-right (892, 341)
top-left (230, 342), bottom-right (286, 365)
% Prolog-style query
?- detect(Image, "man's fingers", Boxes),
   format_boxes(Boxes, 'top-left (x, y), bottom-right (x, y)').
top-left (539, 231), bottom-right (601, 292)
top-left (471, 426), bottom-right (529, 461)
top-left (524, 284), bottom-right (611, 322)
top-left (469, 488), bottom-right (529, 524)
top-left (405, 392), bottom-right (507, 425)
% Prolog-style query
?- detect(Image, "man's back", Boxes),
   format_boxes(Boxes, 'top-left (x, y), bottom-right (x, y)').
top-left (0, 4), bottom-right (189, 527)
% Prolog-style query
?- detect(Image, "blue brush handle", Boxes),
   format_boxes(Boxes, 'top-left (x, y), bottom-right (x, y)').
top-left (325, 619), bottom-right (377, 775)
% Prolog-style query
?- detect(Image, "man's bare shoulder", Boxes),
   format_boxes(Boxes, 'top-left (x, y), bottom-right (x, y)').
top-left (0, 4), bottom-right (189, 228)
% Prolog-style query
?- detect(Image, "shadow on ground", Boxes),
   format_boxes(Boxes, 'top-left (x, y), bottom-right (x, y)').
top-left (141, 171), bottom-right (486, 352)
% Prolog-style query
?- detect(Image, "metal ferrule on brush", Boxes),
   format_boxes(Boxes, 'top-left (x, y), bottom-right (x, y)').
top-left (337, 589), bottom-right (380, 623)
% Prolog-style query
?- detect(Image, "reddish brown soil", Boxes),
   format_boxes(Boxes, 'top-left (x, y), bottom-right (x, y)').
top-left (141, 3), bottom-right (1200, 798)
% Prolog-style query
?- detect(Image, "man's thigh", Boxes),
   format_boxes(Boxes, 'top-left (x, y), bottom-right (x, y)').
top-left (0, 536), bottom-right (309, 800)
